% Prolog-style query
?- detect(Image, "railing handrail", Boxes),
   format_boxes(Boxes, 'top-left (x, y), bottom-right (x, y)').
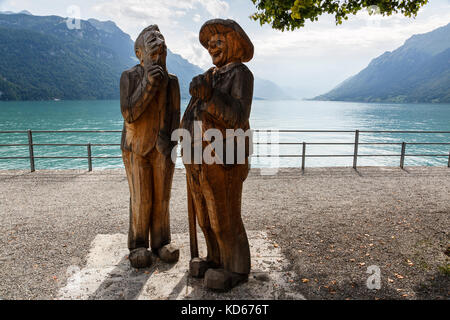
top-left (1, 129), bottom-right (450, 134)
top-left (0, 129), bottom-right (449, 172)
top-left (0, 130), bottom-right (122, 133)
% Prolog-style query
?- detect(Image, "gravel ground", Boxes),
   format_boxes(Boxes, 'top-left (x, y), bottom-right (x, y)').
top-left (0, 166), bottom-right (449, 300)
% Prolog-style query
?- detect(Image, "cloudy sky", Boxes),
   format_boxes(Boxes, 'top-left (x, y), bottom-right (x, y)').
top-left (1, 0), bottom-right (450, 97)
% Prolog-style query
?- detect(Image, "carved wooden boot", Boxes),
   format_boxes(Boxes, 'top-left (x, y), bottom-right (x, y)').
top-left (204, 268), bottom-right (248, 292)
top-left (129, 248), bottom-right (153, 268)
top-left (189, 258), bottom-right (209, 278)
top-left (189, 258), bottom-right (220, 278)
top-left (157, 244), bottom-right (179, 263)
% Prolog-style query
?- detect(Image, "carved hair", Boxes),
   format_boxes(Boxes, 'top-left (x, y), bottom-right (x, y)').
top-left (224, 31), bottom-right (245, 63)
top-left (134, 25), bottom-right (161, 56)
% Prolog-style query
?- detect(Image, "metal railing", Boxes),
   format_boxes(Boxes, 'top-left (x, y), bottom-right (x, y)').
top-left (0, 129), bottom-right (449, 172)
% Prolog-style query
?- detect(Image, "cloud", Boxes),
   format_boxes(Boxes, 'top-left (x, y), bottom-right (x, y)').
top-left (196, 0), bottom-right (228, 17)
top-left (245, 1), bottom-right (450, 94)
top-left (93, 1), bottom-right (184, 28)
top-left (0, 0), bottom-right (9, 10)
top-left (252, 7), bottom-right (450, 59)
top-left (89, 0), bottom-right (449, 90)
top-left (91, 0), bottom-right (228, 69)
top-left (172, 30), bottom-right (211, 69)
top-left (93, 0), bottom-right (228, 32)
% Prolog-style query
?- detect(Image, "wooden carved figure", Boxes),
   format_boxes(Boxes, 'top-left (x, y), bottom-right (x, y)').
top-left (120, 25), bottom-right (180, 268)
top-left (181, 19), bottom-right (254, 291)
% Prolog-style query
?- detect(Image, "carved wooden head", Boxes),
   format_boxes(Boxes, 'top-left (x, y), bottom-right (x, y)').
top-left (200, 19), bottom-right (254, 67)
top-left (134, 25), bottom-right (167, 70)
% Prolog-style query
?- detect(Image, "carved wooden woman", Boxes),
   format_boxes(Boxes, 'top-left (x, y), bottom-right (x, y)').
top-left (181, 19), bottom-right (254, 291)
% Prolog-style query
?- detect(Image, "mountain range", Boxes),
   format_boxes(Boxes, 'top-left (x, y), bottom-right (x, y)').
top-left (0, 12), bottom-right (290, 101)
top-left (315, 23), bottom-right (450, 103)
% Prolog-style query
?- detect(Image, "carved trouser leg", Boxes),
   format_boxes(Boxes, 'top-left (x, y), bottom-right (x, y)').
top-left (186, 164), bottom-right (221, 266)
top-left (150, 150), bottom-right (174, 250)
top-left (190, 163), bottom-right (250, 275)
top-left (202, 163), bottom-right (250, 275)
top-left (123, 149), bottom-right (173, 251)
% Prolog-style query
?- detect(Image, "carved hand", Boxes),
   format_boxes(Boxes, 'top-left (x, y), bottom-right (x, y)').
top-left (189, 75), bottom-right (213, 101)
top-left (146, 65), bottom-right (168, 90)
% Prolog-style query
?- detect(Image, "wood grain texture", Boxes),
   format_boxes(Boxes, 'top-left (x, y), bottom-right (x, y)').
top-left (120, 25), bottom-right (180, 257)
top-left (181, 19), bottom-right (255, 288)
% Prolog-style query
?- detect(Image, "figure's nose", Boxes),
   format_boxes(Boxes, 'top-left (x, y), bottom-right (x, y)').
top-left (208, 42), bottom-right (216, 52)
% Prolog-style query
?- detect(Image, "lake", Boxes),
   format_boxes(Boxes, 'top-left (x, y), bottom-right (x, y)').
top-left (0, 99), bottom-right (449, 169)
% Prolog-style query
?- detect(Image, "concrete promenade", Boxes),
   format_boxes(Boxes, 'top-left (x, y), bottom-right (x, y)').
top-left (0, 167), bottom-right (449, 300)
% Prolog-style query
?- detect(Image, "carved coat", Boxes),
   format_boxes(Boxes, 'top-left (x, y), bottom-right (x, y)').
top-left (181, 62), bottom-right (253, 165)
top-left (120, 64), bottom-right (180, 158)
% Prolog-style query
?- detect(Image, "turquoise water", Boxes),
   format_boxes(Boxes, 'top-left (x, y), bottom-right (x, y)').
top-left (0, 99), bottom-right (449, 169)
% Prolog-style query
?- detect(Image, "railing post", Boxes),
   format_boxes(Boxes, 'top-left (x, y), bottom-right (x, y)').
top-left (27, 129), bottom-right (35, 172)
top-left (87, 143), bottom-right (92, 172)
top-left (448, 150), bottom-right (450, 168)
top-left (353, 130), bottom-right (359, 169)
top-left (302, 142), bottom-right (306, 172)
top-left (400, 142), bottom-right (406, 169)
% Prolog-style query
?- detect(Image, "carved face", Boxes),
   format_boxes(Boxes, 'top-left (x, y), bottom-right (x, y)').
top-left (137, 31), bottom-right (167, 69)
top-left (207, 34), bottom-right (229, 67)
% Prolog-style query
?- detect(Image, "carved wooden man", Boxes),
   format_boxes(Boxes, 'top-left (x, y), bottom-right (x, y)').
top-left (181, 19), bottom-right (254, 291)
top-left (120, 25), bottom-right (180, 268)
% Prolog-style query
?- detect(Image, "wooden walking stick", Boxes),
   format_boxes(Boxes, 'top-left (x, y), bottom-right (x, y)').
top-left (187, 176), bottom-right (199, 259)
